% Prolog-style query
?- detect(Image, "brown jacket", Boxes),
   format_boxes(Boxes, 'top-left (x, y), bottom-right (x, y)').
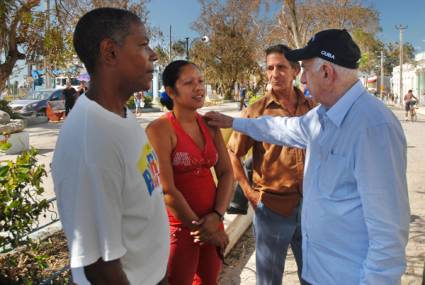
top-left (227, 88), bottom-right (316, 216)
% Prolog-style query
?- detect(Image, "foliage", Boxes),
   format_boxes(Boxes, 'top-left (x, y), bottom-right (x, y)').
top-left (154, 45), bottom-right (170, 70)
top-left (269, 0), bottom-right (381, 49)
top-left (0, 148), bottom-right (49, 252)
top-left (1, 0), bottom-right (157, 91)
top-left (154, 40), bottom-right (187, 70)
top-left (191, 0), bottom-right (269, 100)
top-left (267, 1), bottom-right (417, 77)
top-left (248, 90), bottom-right (264, 105)
top-left (0, 133), bottom-right (12, 152)
top-left (383, 42), bottom-right (416, 74)
top-left (127, 95), bottom-right (136, 109)
top-left (143, 95), bottom-right (153, 108)
top-left (0, 0), bottom-right (43, 90)
top-left (352, 29), bottom-right (384, 74)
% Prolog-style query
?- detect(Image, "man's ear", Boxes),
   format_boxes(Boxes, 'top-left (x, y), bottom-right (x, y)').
top-left (322, 63), bottom-right (334, 81)
top-left (99, 39), bottom-right (118, 67)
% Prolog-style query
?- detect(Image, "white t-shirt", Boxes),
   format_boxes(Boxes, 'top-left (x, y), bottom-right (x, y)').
top-left (52, 95), bottom-right (169, 285)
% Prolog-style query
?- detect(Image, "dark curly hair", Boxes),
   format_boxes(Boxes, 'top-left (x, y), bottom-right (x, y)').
top-left (73, 7), bottom-right (141, 75)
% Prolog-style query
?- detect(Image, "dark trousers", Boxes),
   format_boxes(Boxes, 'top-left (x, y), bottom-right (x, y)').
top-left (227, 157), bottom-right (252, 214)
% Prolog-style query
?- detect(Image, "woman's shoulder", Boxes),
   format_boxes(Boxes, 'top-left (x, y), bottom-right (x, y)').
top-left (146, 115), bottom-right (172, 134)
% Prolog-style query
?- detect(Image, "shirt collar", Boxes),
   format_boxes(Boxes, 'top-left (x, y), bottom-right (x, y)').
top-left (265, 87), bottom-right (307, 108)
top-left (323, 80), bottom-right (365, 127)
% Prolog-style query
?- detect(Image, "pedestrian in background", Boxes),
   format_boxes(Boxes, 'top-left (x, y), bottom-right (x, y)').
top-left (404, 89), bottom-right (418, 121)
top-left (239, 84), bottom-right (247, 110)
top-left (205, 29), bottom-right (410, 285)
top-left (134, 91), bottom-right (144, 117)
top-left (63, 81), bottom-right (77, 116)
top-left (77, 81), bottom-right (88, 97)
top-left (147, 60), bottom-right (234, 285)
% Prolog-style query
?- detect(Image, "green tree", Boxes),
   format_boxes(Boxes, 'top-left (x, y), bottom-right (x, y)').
top-left (0, 0), bottom-right (43, 90)
top-left (0, 0), bottom-right (155, 91)
top-left (383, 42), bottom-right (415, 75)
top-left (153, 39), bottom-right (188, 72)
top-left (192, 0), bottom-right (268, 99)
top-left (351, 29), bottom-right (384, 74)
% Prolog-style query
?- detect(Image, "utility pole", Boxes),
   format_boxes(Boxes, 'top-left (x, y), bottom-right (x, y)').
top-left (169, 25), bottom-right (172, 62)
top-left (44, 0), bottom-right (51, 88)
top-left (380, 50), bottom-right (384, 100)
top-left (396, 25), bottom-right (407, 105)
top-left (185, 37), bottom-right (190, 60)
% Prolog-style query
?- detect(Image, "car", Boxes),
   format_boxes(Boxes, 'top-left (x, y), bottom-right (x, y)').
top-left (8, 89), bottom-right (65, 117)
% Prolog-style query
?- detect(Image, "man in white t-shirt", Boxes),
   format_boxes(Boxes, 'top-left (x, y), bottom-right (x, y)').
top-left (51, 8), bottom-right (169, 285)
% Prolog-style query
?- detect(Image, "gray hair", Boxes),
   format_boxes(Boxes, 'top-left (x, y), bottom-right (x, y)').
top-left (313, 57), bottom-right (358, 78)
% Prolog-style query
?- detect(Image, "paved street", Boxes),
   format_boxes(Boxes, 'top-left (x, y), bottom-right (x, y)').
top-left (1, 103), bottom-right (424, 284)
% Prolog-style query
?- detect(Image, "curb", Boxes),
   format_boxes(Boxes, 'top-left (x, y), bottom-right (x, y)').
top-left (224, 207), bottom-right (254, 256)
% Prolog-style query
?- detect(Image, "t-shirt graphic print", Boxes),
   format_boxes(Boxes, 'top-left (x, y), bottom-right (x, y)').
top-left (138, 143), bottom-right (160, 195)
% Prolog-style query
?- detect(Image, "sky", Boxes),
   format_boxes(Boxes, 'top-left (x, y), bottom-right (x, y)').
top-left (147, 0), bottom-right (425, 52)
top-left (9, 0), bottom-right (425, 84)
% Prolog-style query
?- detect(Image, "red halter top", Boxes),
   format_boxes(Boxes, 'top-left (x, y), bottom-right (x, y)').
top-left (166, 112), bottom-right (219, 226)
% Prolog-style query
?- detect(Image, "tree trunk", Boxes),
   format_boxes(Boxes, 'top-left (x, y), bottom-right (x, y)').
top-left (223, 80), bottom-right (236, 100)
top-left (0, 57), bottom-right (19, 91)
top-left (284, 0), bottom-right (302, 48)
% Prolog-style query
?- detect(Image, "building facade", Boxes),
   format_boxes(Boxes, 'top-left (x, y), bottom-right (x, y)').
top-left (392, 51), bottom-right (425, 106)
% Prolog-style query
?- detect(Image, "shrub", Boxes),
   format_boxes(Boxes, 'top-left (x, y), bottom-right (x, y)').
top-left (143, 95), bottom-right (153, 108)
top-left (127, 95), bottom-right (136, 109)
top-left (0, 148), bottom-right (49, 251)
top-left (0, 148), bottom-right (52, 284)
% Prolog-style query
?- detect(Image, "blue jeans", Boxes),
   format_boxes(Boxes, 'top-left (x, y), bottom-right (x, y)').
top-left (253, 201), bottom-right (307, 285)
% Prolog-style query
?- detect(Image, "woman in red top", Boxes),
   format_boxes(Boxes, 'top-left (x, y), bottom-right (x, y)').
top-left (146, 60), bottom-right (234, 285)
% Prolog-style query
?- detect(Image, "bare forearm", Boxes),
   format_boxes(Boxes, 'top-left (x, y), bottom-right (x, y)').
top-left (164, 191), bottom-right (200, 229)
top-left (214, 172), bottom-right (234, 215)
top-left (84, 258), bottom-right (129, 285)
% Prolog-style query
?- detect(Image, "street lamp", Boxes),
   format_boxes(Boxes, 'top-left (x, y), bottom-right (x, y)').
top-left (185, 36), bottom-right (209, 60)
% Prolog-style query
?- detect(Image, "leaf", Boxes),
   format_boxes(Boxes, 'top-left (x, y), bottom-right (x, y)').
top-left (0, 165), bottom-right (9, 177)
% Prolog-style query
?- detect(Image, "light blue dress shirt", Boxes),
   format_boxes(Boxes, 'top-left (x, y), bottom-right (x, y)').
top-left (233, 81), bottom-right (410, 285)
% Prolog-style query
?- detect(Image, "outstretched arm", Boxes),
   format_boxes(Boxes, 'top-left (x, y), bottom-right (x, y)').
top-left (204, 111), bottom-right (309, 148)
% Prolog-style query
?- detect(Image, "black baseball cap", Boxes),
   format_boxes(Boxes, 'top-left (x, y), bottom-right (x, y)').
top-left (285, 29), bottom-right (361, 69)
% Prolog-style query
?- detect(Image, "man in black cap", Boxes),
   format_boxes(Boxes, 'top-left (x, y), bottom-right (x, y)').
top-left (205, 29), bottom-right (409, 285)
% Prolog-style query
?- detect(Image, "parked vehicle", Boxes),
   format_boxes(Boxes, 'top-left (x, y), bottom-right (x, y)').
top-left (8, 89), bottom-right (64, 117)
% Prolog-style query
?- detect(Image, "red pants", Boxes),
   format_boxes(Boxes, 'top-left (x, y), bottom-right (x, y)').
top-left (167, 226), bottom-right (222, 285)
